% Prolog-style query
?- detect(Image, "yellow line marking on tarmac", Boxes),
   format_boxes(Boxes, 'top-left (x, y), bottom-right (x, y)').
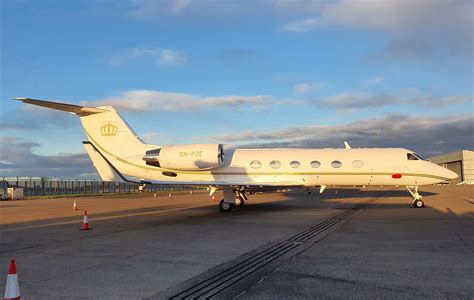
top-left (1, 204), bottom-right (210, 232)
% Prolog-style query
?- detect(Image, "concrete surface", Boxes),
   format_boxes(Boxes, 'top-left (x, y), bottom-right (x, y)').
top-left (0, 186), bottom-right (473, 299)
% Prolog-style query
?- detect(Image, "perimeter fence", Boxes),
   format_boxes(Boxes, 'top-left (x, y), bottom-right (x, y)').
top-left (0, 177), bottom-right (193, 197)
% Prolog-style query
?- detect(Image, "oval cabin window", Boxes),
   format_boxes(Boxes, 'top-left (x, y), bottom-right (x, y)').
top-left (352, 160), bottom-right (364, 168)
top-left (290, 161), bottom-right (301, 168)
top-left (250, 160), bottom-right (261, 169)
top-left (269, 160), bottom-right (281, 169)
top-left (331, 160), bottom-right (342, 168)
top-left (310, 161), bottom-right (321, 168)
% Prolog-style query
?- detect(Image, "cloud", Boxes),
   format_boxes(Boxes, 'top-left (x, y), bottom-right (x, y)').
top-left (0, 136), bottom-right (96, 178)
top-left (209, 113), bottom-right (474, 156)
top-left (109, 47), bottom-right (188, 66)
top-left (83, 89), bottom-right (270, 112)
top-left (0, 107), bottom-right (77, 130)
top-left (171, 0), bottom-right (191, 13)
top-left (157, 49), bottom-right (187, 65)
top-left (293, 82), bottom-right (314, 94)
top-left (366, 76), bottom-right (384, 85)
top-left (314, 91), bottom-right (472, 109)
top-left (281, 0), bottom-right (472, 33)
top-left (281, 0), bottom-right (473, 60)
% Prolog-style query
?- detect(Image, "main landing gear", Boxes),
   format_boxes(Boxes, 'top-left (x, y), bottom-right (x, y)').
top-left (406, 185), bottom-right (424, 208)
top-left (218, 187), bottom-right (247, 212)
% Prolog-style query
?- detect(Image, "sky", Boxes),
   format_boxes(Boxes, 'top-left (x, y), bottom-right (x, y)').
top-left (0, 0), bottom-right (473, 178)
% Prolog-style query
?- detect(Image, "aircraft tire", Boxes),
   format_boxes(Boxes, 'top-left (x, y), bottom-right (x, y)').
top-left (414, 199), bottom-right (424, 208)
top-left (219, 199), bottom-right (234, 212)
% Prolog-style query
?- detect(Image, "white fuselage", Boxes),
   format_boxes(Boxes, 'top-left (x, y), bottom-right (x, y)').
top-left (106, 147), bottom-right (455, 187)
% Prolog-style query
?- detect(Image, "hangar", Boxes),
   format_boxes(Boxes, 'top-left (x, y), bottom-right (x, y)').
top-left (429, 150), bottom-right (474, 184)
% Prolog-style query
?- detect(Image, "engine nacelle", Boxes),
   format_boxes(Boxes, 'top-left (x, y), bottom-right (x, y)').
top-left (143, 144), bottom-right (224, 171)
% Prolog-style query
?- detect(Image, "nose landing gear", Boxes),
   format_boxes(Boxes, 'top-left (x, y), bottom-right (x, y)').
top-left (406, 185), bottom-right (424, 208)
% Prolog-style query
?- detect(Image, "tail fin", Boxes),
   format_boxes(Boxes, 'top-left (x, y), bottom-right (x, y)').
top-left (14, 98), bottom-right (149, 157)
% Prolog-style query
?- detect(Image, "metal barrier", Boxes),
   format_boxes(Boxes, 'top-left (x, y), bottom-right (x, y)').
top-left (0, 177), bottom-right (191, 197)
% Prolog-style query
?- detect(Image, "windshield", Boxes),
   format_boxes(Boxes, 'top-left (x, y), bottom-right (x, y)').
top-left (407, 153), bottom-right (425, 161)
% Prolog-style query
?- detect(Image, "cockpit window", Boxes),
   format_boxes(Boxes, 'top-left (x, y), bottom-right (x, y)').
top-left (407, 153), bottom-right (425, 161)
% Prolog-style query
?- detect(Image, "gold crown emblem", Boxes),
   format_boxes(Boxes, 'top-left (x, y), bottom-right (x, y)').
top-left (100, 122), bottom-right (118, 136)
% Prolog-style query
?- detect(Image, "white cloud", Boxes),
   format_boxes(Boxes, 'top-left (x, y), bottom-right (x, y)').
top-left (315, 92), bottom-right (472, 109)
top-left (293, 82), bottom-right (314, 94)
top-left (281, 0), bottom-right (472, 34)
top-left (367, 76), bottom-right (384, 85)
top-left (280, 0), bottom-right (473, 60)
top-left (109, 47), bottom-right (188, 66)
top-left (156, 49), bottom-right (187, 65)
top-left (171, 0), bottom-right (191, 13)
top-left (84, 90), bottom-right (269, 112)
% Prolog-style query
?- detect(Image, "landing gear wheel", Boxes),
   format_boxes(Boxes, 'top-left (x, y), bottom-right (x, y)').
top-left (219, 199), bottom-right (234, 212)
top-left (413, 199), bottom-right (424, 208)
top-left (236, 200), bottom-right (245, 208)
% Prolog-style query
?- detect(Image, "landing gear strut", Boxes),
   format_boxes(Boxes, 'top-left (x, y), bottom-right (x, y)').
top-left (218, 187), bottom-right (247, 212)
top-left (406, 185), bottom-right (424, 208)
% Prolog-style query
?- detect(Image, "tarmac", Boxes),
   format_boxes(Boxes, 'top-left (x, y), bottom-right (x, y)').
top-left (0, 185), bottom-right (473, 299)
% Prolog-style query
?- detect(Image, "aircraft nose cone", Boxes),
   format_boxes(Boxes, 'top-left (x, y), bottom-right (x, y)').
top-left (445, 169), bottom-right (458, 180)
top-left (437, 165), bottom-right (458, 181)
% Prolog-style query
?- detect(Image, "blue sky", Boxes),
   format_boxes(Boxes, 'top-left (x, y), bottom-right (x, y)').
top-left (1, 0), bottom-right (473, 178)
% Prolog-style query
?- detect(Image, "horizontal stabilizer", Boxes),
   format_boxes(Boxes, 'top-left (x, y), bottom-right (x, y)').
top-left (13, 98), bottom-right (108, 116)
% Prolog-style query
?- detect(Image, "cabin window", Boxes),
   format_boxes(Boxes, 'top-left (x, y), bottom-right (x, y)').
top-left (352, 160), bottom-right (364, 168)
top-left (331, 160), bottom-right (342, 168)
top-left (310, 161), bottom-right (321, 168)
top-left (290, 161), bottom-right (300, 168)
top-left (250, 160), bottom-right (261, 169)
top-left (269, 160), bottom-right (281, 169)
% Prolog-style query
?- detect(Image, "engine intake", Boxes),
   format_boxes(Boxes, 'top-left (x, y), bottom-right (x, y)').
top-left (143, 144), bottom-right (224, 171)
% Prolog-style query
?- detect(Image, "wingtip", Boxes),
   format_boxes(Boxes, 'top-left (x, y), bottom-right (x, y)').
top-left (13, 97), bottom-right (28, 101)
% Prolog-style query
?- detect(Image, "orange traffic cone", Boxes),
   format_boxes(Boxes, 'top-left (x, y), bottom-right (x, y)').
top-left (73, 200), bottom-right (78, 210)
top-left (3, 259), bottom-right (20, 300)
top-left (79, 210), bottom-right (92, 230)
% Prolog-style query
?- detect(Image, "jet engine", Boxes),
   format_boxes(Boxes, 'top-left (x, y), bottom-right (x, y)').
top-left (143, 144), bottom-right (225, 171)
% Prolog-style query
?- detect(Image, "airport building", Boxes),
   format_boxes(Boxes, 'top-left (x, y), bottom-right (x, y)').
top-left (429, 150), bottom-right (474, 184)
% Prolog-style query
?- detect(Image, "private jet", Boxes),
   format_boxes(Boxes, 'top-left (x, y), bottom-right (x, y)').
top-left (14, 98), bottom-right (458, 211)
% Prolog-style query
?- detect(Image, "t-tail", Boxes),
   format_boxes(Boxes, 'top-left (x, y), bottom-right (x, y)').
top-left (13, 98), bottom-right (153, 181)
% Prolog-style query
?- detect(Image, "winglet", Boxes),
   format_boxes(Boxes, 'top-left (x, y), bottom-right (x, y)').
top-left (344, 141), bottom-right (351, 149)
top-left (13, 97), bottom-right (109, 116)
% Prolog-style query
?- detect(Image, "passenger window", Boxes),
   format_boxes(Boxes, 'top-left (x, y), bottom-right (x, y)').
top-left (352, 160), bottom-right (364, 168)
top-left (331, 160), bottom-right (342, 168)
top-left (269, 160), bottom-right (281, 169)
top-left (407, 153), bottom-right (419, 160)
top-left (310, 161), bottom-right (321, 168)
top-left (250, 160), bottom-right (261, 169)
top-left (290, 161), bottom-right (300, 168)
